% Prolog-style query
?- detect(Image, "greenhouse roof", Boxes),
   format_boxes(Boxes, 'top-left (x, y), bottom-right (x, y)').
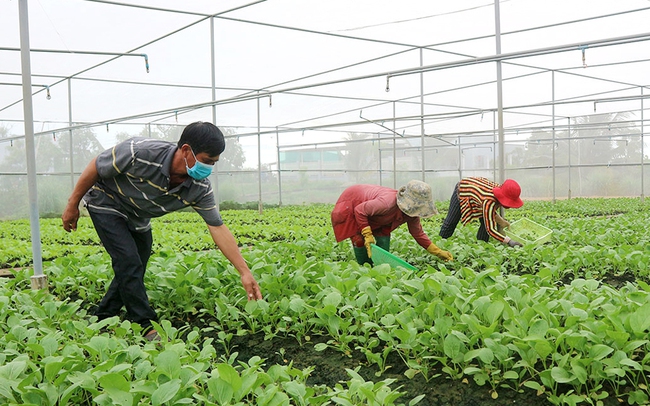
top-left (1, 0), bottom-right (650, 137)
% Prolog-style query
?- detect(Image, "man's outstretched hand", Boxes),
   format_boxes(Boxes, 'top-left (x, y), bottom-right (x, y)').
top-left (61, 205), bottom-right (80, 232)
top-left (241, 272), bottom-right (263, 300)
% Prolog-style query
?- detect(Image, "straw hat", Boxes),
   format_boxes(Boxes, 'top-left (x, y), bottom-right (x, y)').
top-left (493, 179), bottom-right (524, 208)
top-left (396, 180), bottom-right (439, 218)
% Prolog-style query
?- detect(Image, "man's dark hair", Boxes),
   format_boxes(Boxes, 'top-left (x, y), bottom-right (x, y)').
top-left (177, 122), bottom-right (225, 156)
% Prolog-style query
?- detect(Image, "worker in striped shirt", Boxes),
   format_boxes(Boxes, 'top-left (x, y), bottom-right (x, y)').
top-left (61, 122), bottom-right (262, 341)
top-left (439, 177), bottom-right (524, 247)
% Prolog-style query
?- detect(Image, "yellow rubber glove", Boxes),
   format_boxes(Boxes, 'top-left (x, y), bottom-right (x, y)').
top-left (360, 226), bottom-right (375, 257)
top-left (495, 213), bottom-right (510, 233)
top-left (426, 243), bottom-right (453, 261)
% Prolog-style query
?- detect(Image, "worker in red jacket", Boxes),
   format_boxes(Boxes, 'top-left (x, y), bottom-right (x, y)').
top-left (331, 180), bottom-right (452, 265)
top-left (439, 177), bottom-right (523, 246)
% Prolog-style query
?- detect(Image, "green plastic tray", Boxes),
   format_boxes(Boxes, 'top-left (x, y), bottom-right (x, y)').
top-left (505, 217), bottom-right (553, 246)
top-left (370, 244), bottom-right (417, 270)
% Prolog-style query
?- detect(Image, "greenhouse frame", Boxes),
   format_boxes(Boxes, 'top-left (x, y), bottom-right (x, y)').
top-left (2, 0), bottom-right (650, 212)
top-left (3, 0), bottom-right (648, 282)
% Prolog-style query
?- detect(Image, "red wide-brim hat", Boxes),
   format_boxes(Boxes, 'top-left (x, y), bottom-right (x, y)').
top-left (493, 179), bottom-right (523, 208)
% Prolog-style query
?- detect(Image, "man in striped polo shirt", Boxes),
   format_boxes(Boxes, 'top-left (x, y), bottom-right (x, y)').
top-left (439, 177), bottom-right (524, 247)
top-left (61, 122), bottom-right (262, 341)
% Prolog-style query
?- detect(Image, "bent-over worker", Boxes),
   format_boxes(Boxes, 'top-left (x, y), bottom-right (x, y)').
top-left (331, 180), bottom-right (453, 266)
top-left (439, 177), bottom-right (524, 247)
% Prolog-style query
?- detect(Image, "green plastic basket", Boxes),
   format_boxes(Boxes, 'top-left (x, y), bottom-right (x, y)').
top-left (504, 217), bottom-right (553, 246)
top-left (370, 244), bottom-right (417, 270)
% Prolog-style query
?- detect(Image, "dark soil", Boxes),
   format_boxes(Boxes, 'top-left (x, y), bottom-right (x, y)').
top-left (220, 332), bottom-right (595, 406)
top-left (558, 269), bottom-right (644, 290)
top-left (601, 270), bottom-right (640, 289)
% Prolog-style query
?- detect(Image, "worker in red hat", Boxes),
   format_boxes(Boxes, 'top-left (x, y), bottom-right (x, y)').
top-left (331, 180), bottom-right (453, 265)
top-left (439, 177), bottom-right (524, 247)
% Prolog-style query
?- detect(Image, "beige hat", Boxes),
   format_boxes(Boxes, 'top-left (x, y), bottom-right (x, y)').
top-left (396, 180), bottom-right (438, 218)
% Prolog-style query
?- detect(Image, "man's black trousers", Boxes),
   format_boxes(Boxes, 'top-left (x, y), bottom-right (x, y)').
top-left (88, 209), bottom-right (157, 330)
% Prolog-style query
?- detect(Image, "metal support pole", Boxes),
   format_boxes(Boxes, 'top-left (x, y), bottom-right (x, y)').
top-left (257, 93), bottom-right (262, 214)
top-left (392, 101), bottom-right (397, 189)
top-left (495, 0), bottom-right (505, 185)
top-left (642, 87), bottom-right (645, 203)
top-left (19, 0), bottom-right (46, 290)
top-left (276, 127), bottom-right (282, 206)
top-left (493, 111), bottom-right (497, 180)
top-left (458, 136), bottom-right (463, 179)
top-left (566, 117), bottom-right (571, 200)
top-left (552, 71), bottom-right (556, 203)
top-left (210, 17), bottom-right (216, 124)
top-left (210, 17), bottom-right (220, 207)
top-left (378, 132), bottom-right (383, 185)
top-left (419, 48), bottom-right (425, 181)
top-left (67, 79), bottom-right (74, 190)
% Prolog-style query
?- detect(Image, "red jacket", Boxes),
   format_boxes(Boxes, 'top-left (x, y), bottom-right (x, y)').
top-left (331, 184), bottom-right (432, 248)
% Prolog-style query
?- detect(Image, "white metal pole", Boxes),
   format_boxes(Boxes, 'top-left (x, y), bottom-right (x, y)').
top-left (566, 117), bottom-right (571, 200)
top-left (420, 48), bottom-right (425, 181)
top-left (68, 79), bottom-right (74, 190)
top-left (210, 17), bottom-right (220, 207)
top-left (378, 132), bottom-right (383, 185)
top-left (495, 0), bottom-right (505, 184)
top-left (210, 17), bottom-right (216, 124)
top-left (641, 87), bottom-right (645, 203)
top-left (458, 136), bottom-right (462, 179)
top-left (257, 93), bottom-right (262, 213)
top-left (493, 111), bottom-right (497, 180)
top-left (18, 0), bottom-right (46, 289)
top-left (392, 101), bottom-right (397, 189)
top-left (276, 127), bottom-right (282, 206)
top-left (552, 71), bottom-right (556, 203)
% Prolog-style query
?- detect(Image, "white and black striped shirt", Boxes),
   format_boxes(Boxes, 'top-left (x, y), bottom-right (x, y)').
top-left (83, 137), bottom-right (222, 232)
